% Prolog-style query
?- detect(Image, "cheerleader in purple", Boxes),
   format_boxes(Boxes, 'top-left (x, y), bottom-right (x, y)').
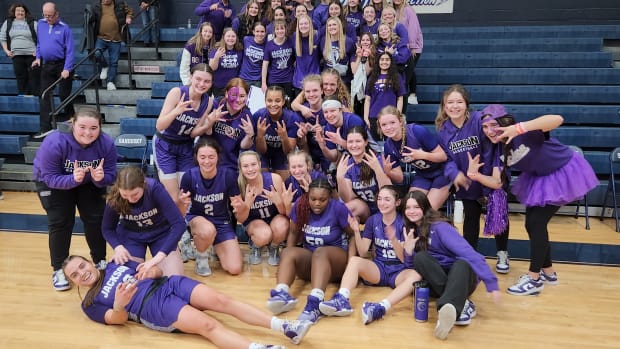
top-left (154, 63), bottom-right (214, 202)
top-left (320, 186), bottom-right (421, 324)
top-left (178, 138), bottom-right (243, 277)
top-left (231, 151), bottom-right (290, 266)
top-left (378, 106), bottom-right (451, 210)
top-left (478, 105), bottom-right (597, 296)
top-left (63, 255), bottom-right (312, 348)
top-left (103, 167), bottom-right (185, 278)
top-left (253, 86), bottom-right (301, 179)
top-left (265, 179), bottom-right (356, 324)
top-left (336, 126), bottom-right (392, 222)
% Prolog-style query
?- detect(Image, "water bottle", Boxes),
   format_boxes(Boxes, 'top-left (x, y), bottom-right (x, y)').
top-left (414, 281), bottom-right (429, 322)
top-left (187, 18), bottom-right (192, 29)
top-left (453, 200), bottom-right (464, 224)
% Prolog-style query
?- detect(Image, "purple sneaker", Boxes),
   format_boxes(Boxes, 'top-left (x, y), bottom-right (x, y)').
top-left (507, 274), bottom-right (544, 296)
top-left (266, 289), bottom-right (298, 314)
top-left (282, 319), bottom-right (312, 344)
top-left (455, 299), bottom-right (476, 325)
top-left (539, 270), bottom-right (559, 285)
top-left (319, 293), bottom-right (353, 316)
top-left (297, 295), bottom-right (325, 323)
top-left (361, 302), bottom-right (386, 325)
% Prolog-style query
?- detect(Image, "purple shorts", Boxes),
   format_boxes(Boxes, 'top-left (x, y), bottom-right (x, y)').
top-left (153, 135), bottom-right (194, 176)
top-left (138, 275), bottom-right (200, 331)
top-left (362, 260), bottom-right (406, 288)
top-left (117, 227), bottom-right (175, 258)
top-left (411, 173), bottom-right (451, 191)
top-left (186, 216), bottom-right (237, 245)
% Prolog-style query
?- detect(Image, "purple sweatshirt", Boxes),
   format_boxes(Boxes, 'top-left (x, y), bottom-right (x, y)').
top-left (101, 178), bottom-right (186, 256)
top-left (32, 130), bottom-right (117, 189)
top-left (436, 111), bottom-right (493, 200)
top-left (36, 18), bottom-right (74, 71)
top-left (405, 221), bottom-right (499, 293)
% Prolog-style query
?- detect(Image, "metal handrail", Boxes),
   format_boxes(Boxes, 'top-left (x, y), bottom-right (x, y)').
top-left (124, 0), bottom-right (160, 89)
top-left (41, 48), bottom-right (103, 128)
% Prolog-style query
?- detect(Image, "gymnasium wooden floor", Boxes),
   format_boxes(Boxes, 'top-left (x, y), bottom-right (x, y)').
top-left (1, 191), bottom-right (620, 349)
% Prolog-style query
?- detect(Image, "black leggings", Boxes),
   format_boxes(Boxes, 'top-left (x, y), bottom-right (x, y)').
top-left (525, 205), bottom-right (559, 273)
top-left (462, 199), bottom-right (509, 252)
top-left (414, 251), bottom-right (478, 315)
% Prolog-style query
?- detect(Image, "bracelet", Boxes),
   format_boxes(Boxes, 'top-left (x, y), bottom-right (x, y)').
top-left (515, 122), bottom-right (527, 135)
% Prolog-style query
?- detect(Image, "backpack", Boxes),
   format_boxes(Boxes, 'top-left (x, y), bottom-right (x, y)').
top-left (5, 17), bottom-right (37, 51)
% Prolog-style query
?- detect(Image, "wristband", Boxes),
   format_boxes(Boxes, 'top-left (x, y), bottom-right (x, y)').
top-left (515, 122), bottom-right (527, 135)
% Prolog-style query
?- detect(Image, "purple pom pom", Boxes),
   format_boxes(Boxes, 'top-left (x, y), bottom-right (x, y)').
top-left (483, 189), bottom-right (508, 236)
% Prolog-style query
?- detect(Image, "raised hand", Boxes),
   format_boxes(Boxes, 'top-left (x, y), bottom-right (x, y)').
top-left (336, 153), bottom-right (354, 177)
top-left (239, 116), bottom-right (255, 138)
top-left (467, 152), bottom-right (484, 178)
top-left (73, 160), bottom-right (87, 183)
top-left (256, 117), bottom-right (269, 138)
top-left (403, 227), bottom-right (418, 255)
top-left (90, 158), bottom-right (106, 182)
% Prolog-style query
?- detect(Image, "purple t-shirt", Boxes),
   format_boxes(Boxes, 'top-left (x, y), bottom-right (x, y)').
top-left (345, 11), bottom-right (364, 32)
top-left (203, 100), bottom-right (252, 172)
top-left (383, 123), bottom-right (444, 178)
top-left (195, 0), bottom-right (234, 40)
top-left (366, 73), bottom-right (406, 119)
top-left (290, 198), bottom-right (351, 252)
top-left (209, 47), bottom-right (242, 89)
top-left (180, 166), bottom-right (240, 224)
top-left (362, 213), bottom-right (405, 264)
top-left (505, 131), bottom-right (573, 176)
top-left (264, 37), bottom-right (295, 84)
top-left (292, 33), bottom-right (321, 89)
top-left (240, 36), bottom-right (265, 81)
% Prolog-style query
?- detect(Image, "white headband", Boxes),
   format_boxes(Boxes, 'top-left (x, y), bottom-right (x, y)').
top-left (322, 99), bottom-right (342, 110)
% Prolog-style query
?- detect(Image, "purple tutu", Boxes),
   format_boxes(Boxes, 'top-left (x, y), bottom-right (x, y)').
top-left (511, 152), bottom-right (598, 207)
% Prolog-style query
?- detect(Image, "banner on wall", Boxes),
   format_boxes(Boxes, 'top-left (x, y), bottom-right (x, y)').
top-left (407, 0), bottom-right (454, 14)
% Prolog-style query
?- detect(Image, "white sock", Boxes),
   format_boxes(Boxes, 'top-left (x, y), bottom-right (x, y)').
top-left (196, 249), bottom-right (209, 258)
top-left (338, 288), bottom-right (351, 299)
top-left (380, 299), bottom-right (391, 312)
top-left (310, 288), bottom-right (324, 300)
top-left (270, 316), bottom-right (285, 332)
top-left (274, 283), bottom-right (289, 292)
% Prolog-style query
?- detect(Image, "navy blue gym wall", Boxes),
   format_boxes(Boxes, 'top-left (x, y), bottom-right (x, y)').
top-left (3, 1), bottom-right (620, 28)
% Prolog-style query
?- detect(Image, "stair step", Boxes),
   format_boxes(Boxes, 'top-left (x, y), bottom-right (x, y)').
top-left (0, 163), bottom-right (33, 181)
top-left (83, 89), bottom-right (152, 105)
top-left (126, 47), bottom-right (180, 61)
top-left (75, 104), bottom-right (137, 123)
top-left (114, 74), bottom-right (165, 89)
top-left (117, 60), bottom-right (177, 74)
top-left (22, 146), bottom-right (39, 164)
top-left (102, 124), bottom-right (121, 139)
top-left (0, 135), bottom-right (29, 154)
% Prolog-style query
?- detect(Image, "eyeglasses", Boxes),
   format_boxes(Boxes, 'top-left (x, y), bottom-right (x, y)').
top-left (43, 12), bottom-right (57, 19)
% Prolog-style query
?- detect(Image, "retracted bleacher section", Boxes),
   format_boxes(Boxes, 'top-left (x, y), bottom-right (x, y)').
top-left (408, 24), bottom-right (620, 209)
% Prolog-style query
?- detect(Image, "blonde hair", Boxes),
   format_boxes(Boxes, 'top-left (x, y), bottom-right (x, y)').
top-left (188, 22), bottom-right (215, 53)
top-left (435, 84), bottom-right (471, 131)
top-left (237, 151), bottom-right (262, 200)
top-left (377, 105), bottom-right (405, 146)
top-left (215, 27), bottom-right (243, 51)
top-left (295, 14), bottom-right (315, 56)
top-left (322, 17), bottom-right (346, 62)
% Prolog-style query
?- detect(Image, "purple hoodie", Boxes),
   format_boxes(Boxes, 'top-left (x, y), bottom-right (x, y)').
top-left (405, 221), bottom-right (499, 293)
top-left (32, 130), bottom-right (117, 189)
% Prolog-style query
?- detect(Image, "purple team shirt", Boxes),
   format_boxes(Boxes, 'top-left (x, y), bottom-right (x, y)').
top-left (362, 213), bottom-right (405, 264)
top-left (290, 199), bottom-right (351, 252)
top-left (264, 37), bottom-right (295, 84)
top-left (240, 36), bottom-right (266, 81)
top-left (209, 47), bottom-right (242, 89)
top-left (180, 166), bottom-right (240, 224)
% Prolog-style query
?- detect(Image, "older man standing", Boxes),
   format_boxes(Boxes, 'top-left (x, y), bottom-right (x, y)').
top-left (91, 0), bottom-right (133, 91)
top-left (32, 2), bottom-right (74, 139)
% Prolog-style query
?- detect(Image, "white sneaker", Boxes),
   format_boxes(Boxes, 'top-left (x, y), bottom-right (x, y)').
top-left (408, 94), bottom-right (418, 104)
top-left (496, 250), bottom-right (510, 274)
top-left (195, 255), bottom-right (212, 276)
top-left (52, 269), bottom-right (71, 291)
top-left (434, 303), bottom-right (456, 340)
top-left (95, 260), bottom-right (107, 270)
top-left (99, 67), bottom-right (109, 80)
top-left (106, 82), bottom-right (117, 91)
